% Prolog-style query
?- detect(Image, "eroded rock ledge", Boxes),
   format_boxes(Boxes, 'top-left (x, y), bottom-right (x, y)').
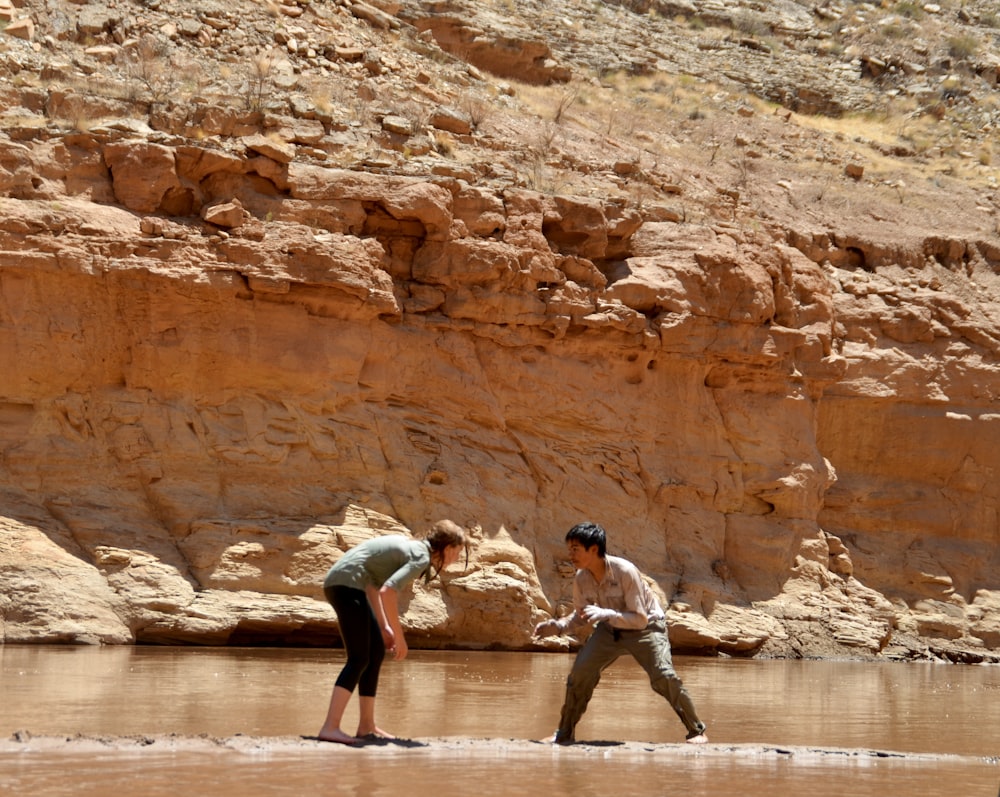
top-left (1, 0), bottom-right (999, 663)
top-left (2, 124), bottom-right (999, 662)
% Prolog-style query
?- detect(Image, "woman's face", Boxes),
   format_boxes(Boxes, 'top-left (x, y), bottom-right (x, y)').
top-left (441, 543), bottom-right (463, 568)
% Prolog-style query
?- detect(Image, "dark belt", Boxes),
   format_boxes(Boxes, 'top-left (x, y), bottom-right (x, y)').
top-left (611, 617), bottom-right (665, 640)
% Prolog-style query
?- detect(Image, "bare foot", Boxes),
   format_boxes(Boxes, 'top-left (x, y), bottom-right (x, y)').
top-left (356, 727), bottom-right (395, 740)
top-left (316, 728), bottom-right (361, 746)
top-left (685, 733), bottom-right (709, 745)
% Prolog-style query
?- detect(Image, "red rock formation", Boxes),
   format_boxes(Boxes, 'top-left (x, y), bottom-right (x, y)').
top-left (1, 0), bottom-right (999, 662)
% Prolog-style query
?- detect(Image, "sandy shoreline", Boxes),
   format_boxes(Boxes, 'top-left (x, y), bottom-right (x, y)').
top-left (1, 731), bottom-right (989, 765)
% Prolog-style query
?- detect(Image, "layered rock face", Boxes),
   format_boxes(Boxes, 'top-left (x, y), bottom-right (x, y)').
top-left (1, 0), bottom-right (999, 662)
top-left (2, 126), bottom-right (997, 661)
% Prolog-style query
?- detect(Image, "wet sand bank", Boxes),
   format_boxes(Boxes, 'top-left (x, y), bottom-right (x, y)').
top-left (2, 731), bottom-right (989, 765)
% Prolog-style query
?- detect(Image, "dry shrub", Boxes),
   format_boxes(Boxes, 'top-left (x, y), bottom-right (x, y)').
top-left (242, 51), bottom-right (276, 111)
top-left (122, 34), bottom-right (178, 103)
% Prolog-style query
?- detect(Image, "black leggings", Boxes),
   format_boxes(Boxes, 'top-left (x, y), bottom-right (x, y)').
top-left (325, 585), bottom-right (386, 698)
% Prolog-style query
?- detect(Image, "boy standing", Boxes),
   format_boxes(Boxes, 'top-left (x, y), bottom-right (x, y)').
top-left (533, 521), bottom-right (708, 745)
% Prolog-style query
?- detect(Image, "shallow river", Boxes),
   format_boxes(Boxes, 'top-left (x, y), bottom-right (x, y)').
top-left (1, 646), bottom-right (998, 796)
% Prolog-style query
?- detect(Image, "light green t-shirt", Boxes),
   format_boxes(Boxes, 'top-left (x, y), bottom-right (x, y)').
top-left (323, 535), bottom-right (431, 592)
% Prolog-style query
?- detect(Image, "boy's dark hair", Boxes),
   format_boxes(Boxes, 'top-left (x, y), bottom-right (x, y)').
top-left (565, 522), bottom-right (606, 557)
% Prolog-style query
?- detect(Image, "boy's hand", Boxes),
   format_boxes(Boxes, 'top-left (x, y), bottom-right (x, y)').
top-left (582, 605), bottom-right (618, 625)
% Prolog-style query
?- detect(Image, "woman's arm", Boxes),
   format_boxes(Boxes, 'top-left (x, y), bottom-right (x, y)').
top-left (366, 583), bottom-right (408, 660)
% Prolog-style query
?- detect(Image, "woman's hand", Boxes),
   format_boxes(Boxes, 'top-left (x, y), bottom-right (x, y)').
top-left (381, 623), bottom-right (395, 651)
top-left (373, 585), bottom-right (407, 659)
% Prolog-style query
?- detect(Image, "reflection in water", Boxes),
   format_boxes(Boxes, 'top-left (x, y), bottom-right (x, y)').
top-left (1, 646), bottom-right (998, 796)
top-left (4, 748), bottom-right (993, 797)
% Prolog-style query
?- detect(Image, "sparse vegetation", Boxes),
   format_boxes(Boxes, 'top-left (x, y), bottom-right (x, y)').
top-left (947, 34), bottom-right (979, 60)
top-left (121, 34), bottom-right (178, 103)
top-left (552, 83), bottom-right (580, 124)
top-left (433, 131), bottom-right (455, 157)
top-left (893, 2), bottom-right (925, 20)
top-left (241, 51), bottom-right (276, 112)
top-left (0, 0), bottom-right (995, 236)
top-left (460, 92), bottom-right (494, 131)
top-left (732, 10), bottom-right (770, 38)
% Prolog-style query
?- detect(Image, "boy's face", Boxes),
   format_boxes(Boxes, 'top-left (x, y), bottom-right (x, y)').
top-left (567, 540), bottom-right (600, 570)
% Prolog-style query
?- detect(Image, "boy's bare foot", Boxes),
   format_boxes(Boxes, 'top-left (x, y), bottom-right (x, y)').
top-left (685, 733), bottom-right (708, 745)
top-left (316, 729), bottom-right (361, 746)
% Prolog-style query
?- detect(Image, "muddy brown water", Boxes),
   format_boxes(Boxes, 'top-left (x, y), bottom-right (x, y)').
top-left (1, 646), bottom-right (998, 796)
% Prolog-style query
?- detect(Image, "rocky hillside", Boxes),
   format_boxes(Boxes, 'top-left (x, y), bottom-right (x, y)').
top-left (1, 0), bottom-right (999, 662)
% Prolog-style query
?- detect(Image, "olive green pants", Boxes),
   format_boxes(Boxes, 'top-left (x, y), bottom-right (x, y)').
top-left (557, 619), bottom-right (706, 741)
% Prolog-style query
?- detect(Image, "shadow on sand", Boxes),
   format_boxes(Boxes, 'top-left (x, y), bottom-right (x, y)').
top-left (300, 734), bottom-right (428, 749)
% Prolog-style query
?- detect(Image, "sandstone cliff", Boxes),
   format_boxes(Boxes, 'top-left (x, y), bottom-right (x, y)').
top-left (1, 0), bottom-right (999, 662)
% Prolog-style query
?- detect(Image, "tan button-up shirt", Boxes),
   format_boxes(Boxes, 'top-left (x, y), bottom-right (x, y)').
top-left (560, 555), bottom-right (664, 632)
